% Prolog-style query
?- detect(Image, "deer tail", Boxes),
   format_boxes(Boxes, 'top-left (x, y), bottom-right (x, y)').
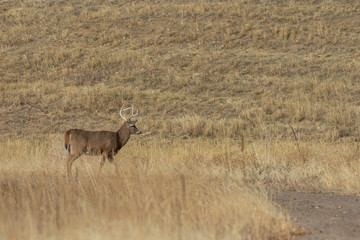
top-left (64, 130), bottom-right (71, 153)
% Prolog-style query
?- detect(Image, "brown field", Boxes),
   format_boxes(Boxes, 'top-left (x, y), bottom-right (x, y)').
top-left (1, 0), bottom-right (359, 239)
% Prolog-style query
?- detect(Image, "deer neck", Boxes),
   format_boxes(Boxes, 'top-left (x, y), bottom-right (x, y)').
top-left (117, 124), bottom-right (130, 148)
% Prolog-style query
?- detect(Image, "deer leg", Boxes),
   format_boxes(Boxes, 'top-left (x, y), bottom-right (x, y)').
top-left (67, 153), bottom-right (81, 180)
top-left (107, 152), bottom-right (120, 176)
top-left (97, 154), bottom-right (107, 178)
top-left (109, 156), bottom-right (121, 176)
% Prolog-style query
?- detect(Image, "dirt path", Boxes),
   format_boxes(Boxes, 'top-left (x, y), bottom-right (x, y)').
top-left (270, 190), bottom-right (360, 240)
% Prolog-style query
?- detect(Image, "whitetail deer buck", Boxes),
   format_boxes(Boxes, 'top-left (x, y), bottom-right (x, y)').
top-left (64, 106), bottom-right (141, 179)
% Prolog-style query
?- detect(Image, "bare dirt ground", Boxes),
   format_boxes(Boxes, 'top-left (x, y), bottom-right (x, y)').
top-left (270, 190), bottom-right (360, 240)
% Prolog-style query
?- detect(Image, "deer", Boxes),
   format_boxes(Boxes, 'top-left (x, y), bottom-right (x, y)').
top-left (64, 105), bottom-right (142, 180)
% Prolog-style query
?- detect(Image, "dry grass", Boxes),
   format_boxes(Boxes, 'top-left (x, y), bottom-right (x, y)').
top-left (1, 134), bottom-right (359, 239)
top-left (1, 0), bottom-right (359, 139)
top-left (1, 0), bottom-right (360, 239)
top-left (0, 136), bottom-right (296, 240)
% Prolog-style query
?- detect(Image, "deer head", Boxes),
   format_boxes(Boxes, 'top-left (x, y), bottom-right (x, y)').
top-left (119, 105), bottom-right (142, 135)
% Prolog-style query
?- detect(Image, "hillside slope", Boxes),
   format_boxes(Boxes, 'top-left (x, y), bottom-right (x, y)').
top-left (1, 0), bottom-right (359, 140)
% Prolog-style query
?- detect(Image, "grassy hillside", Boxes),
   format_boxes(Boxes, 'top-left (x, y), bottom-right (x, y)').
top-left (1, 0), bottom-right (359, 140)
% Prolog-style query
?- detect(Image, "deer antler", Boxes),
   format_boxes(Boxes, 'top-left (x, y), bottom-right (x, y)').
top-left (129, 105), bottom-right (141, 120)
top-left (119, 106), bottom-right (132, 121)
top-left (119, 105), bottom-right (141, 121)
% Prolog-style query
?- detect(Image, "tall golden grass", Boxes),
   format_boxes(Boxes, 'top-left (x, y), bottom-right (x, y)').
top-left (0, 136), bottom-right (296, 240)
top-left (1, 134), bottom-right (359, 239)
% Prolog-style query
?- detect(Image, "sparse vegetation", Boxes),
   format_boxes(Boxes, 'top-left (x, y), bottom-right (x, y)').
top-left (1, 0), bottom-right (359, 239)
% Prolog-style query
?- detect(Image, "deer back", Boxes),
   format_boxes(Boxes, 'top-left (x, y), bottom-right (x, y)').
top-left (66, 129), bottom-right (121, 155)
